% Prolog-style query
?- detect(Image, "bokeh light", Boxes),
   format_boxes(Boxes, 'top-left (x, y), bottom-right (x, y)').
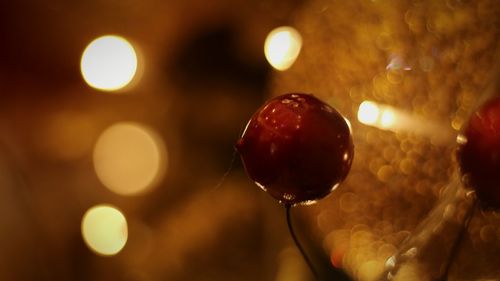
top-left (93, 122), bottom-right (167, 195)
top-left (358, 101), bottom-right (400, 130)
top-left (358, 101), bottom-right (380, 125)
top-left (380, 109), bottom-right (396, 128)
top-left (357, 101), bottom-right (454, 144)
top-left (264, 26), bottom-right (302, 71)
top-left (81, 205), bottom-right (128, 256)
top-left (81, 35), bottom-right (138, 91)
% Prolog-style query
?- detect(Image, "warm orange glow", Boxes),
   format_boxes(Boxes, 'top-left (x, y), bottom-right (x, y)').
top-left (358, 101), bottom-right (398, 130)
top-left (93, 122), bottom-right (167, 195)
top-left (358, 100), bottom-right (454, 144)
top-left (380, 109), bottom-right (396, 128)
top-left (81, 205), bottom-right (128, 256)
top-left (264, 26), bottom-right (302, 71)
top-left (358, 100), bottom-right (407, 133)
top-left (81, 35), bottom-right (138, 92)
top-left (358, 101), bottom-right (380, 125)
top-left (40, 112), bottom-right (95, 160)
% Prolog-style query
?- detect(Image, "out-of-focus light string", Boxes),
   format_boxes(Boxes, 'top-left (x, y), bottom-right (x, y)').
top-left (357, 100), bottom-right (455, 145)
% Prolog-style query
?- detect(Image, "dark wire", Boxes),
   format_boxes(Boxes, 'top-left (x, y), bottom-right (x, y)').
top-left (211, 148), bottom-right (238, 192)
top-left (285, 204), bottom-right (322, 281)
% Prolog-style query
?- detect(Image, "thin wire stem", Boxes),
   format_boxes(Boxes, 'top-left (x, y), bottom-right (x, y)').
top-left (210, 148), bottom-right (238, 192)
top-left (436, 198), bottom-right (477, 281)
top-left (285, 204), bottom-right (321, 281)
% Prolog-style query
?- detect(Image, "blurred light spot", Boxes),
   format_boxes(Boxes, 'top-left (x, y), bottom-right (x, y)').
top-left (330, 245), bottom-right (347, 268)
top-left (402, 247), bottom-right (417, 259)
top-left (380, 109), bottom-right (396, 128)
top-left (81, 35), bottom-right (138, 91)
top-left (456, 134), bottom-right (467, 145)
top-left (386, 55), bottom-right (412, 71)
top-left (357, 260), bottom-right (383, 281)
top-left (343, 151), bottom-right (350, 161)
top-left (358, 101), bottom-right (401, 130)
top-left (81, 205), bottom-right (128, 256)
top-left (386, 56), bottom-right (402, 70)
top-left (385, 255), bottom-right (396, 270)
top-left (452, 117), bottom-right (465, 131)
top-left (443, 204), bottom-right (456, 220)
top-left (358, 101), bottom-right (380, 125)
top-left (93, 122), bottom-right (167, 195)
top-left (264, 26), bottom-right (302, 71)
top-left (358, 100), bottom-right (454, 144)
top-left (377, 165), bottom-right (394, 182)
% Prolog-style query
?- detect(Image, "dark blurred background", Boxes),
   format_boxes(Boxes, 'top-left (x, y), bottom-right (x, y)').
top-left (0, 1), bottom-right (317, 280)
top-left (0, 0), bottom-right (499, 281)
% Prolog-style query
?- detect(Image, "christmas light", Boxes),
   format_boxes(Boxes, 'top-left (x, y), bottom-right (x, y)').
top-left (93, 122), bottom-right (167, 195)
top-left (380, 109), bottom-right (396, 128)
top-left (81, 205), bottom-right (128, 256)
top-left (358, 100), bottom-right (455, 144)
top-left (358, 101), bottom-right (400, 130)
top-left (358, 101), bottom-right (380, 126)
top-left (264, 27), bottom-right (302, 71)
top-left (81, 35), bottom-right (138, 92)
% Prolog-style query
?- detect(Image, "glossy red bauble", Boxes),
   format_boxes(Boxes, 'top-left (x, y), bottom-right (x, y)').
top-left (236, 93), bottom-right (354, 205)
top-left (458, 97), bottom-right (500, 208)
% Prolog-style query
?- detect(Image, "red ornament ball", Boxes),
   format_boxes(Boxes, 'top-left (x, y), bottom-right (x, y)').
top-left (458, 97), bottom-right (500, 208)
top-left (236, 93), bottom-right (354, 205)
